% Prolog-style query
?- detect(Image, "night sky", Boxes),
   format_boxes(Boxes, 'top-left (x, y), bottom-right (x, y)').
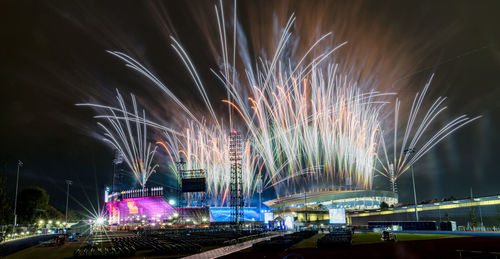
top-left (1, 0), bottom-right (500, 213)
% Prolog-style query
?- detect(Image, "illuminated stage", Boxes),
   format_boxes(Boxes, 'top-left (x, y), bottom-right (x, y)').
top-left (107, 196), bottom-right (178, 225)
top-left (105, 187), bottom-right (263, 225)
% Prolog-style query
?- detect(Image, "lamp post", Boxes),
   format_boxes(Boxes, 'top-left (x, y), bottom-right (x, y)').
top-left (65, 180), bottom-right (72, 225)
top-left (13, 160), bottom-right (23, 230)
top-left (404, 149), bottom-right (419, 221)
top-left (470, 187), bottom-right (484, 230)
top-left (301, 174), bottom-right (308, 223)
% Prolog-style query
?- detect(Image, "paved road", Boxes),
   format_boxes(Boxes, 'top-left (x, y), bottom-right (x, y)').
top-left (0, 234), bottom-right (58, 257)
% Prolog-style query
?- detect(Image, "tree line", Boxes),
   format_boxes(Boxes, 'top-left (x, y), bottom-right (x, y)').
top-left (0, 172), bottom-right (85, 225)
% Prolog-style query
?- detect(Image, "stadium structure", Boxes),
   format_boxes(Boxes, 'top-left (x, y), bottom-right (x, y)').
top-left (265, 190), bottom-right (398, 224)
top-left (264, 188), bottom-right (500, 228)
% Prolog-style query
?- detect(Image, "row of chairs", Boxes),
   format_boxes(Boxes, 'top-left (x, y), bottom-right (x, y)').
top-left (150, 241), bottom-right (202, 255)
top-left (152, 230), bottom-right (262, 246)
top-left (73, 246), bottom-right (136, 258)
top-left (317, 229), bottom-right (352, 249)
top-left (253, 231), bottom-right (318, 252)
top-left (112, 236), bottom-right (159, 250)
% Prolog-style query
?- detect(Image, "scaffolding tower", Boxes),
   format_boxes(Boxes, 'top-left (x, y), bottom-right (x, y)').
top-left (229, 130), bottom-right (244, 225)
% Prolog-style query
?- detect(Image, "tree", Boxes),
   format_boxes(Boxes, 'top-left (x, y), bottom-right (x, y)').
top-left (66, 210), bottom-right (87, 222)
top-left (444, 212), bottom-right (451, 222)
top-left (0, 172), bottom-right (12, 225)
top-left (17, 187), bottom-right (49, 224)
top-left (380, 201), bottom-right (389, 210)
top-left (46, 206), bottom-right (64, 221)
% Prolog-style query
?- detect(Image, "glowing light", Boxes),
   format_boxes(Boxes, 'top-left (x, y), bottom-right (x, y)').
top-left (95, 217), bottom-right (106, 225)
top-left (168, 199), bottom-right (176, 206)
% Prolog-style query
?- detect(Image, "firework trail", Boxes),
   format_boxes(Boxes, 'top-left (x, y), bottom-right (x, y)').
top-left (377, 75), bottom-right (481, 185)
top-left (152, 2), bottom-right (389, 197)
top-left (78, 90), bottom-right (159, 188)
top-left (209, 2), bottom-right (392, 197)
top-left (158, 122), bottom-right (261, 206)
top-left (79, 0), bottom-right (480, 204)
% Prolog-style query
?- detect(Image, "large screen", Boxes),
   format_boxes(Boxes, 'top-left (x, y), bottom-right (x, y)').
top-left (264, 212), bottom-right (274, 223)
top-left (329, 208), bottom-right (346, 224)
top-left (209, 207), bottom-right (261, 222)
top-left (181, 178), bottom-right (206, 192)
top-left (284, 215), bottom-right (294, 229)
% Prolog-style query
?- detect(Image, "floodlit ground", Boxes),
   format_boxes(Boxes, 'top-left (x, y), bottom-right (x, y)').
top-left (351, 232), bottom-right (461, 244)
top-left (223, 232), bottom-right (500, 259)
top-left (5, 232), bottom-right (500, 259)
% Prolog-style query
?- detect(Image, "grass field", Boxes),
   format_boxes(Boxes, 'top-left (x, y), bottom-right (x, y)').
top-left (352, 232), bottom-right (462, 245)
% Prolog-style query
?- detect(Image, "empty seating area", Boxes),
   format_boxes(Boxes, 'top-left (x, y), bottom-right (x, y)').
top-left (148, 228), bottom-right (267, 246)
top-left (316, 229), bottom-right (352, 249)
top-left (73, 244), bottom-right (136, 257)
top-left (150, 240), bottom-right (201, 255)
top-left (72, 229), bottom-right (271, 258)
top-left (252, 230), bottom-right (317, 251)
top-left (111, 236), bottom-right (161, 250)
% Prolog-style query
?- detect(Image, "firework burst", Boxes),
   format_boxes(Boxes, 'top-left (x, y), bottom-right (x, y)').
top-left (78, 1), bottom-right (480, 205)
top-left (78, 91), bottom-right (159, 188)
top-left (377, 75), bottom-right (481, 186)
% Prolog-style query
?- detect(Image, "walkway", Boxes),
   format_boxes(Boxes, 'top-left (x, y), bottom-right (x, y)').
top-left (183, 233), bottom-right (282, 259)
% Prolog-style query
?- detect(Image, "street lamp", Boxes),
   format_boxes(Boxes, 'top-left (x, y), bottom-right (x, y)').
top-left (301, 174), bottom-right (308, 223)
top-left (404, 148), bottom-right (419, 221)
top-left (13, 160), bottom-right (23, 230)
top-left (65, 180), bottom-right (72, 224)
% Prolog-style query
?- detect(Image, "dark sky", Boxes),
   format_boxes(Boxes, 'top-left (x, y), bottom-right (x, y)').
top-left (1, 0), bottom-right (500, 213)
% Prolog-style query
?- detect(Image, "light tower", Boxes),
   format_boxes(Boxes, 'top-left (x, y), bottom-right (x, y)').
top-left (389, 163), bottom-right (397, 193)
top-left (229, 130), bottom-right (243, 225)
top-left (256, 173), bottom-right (263, 221)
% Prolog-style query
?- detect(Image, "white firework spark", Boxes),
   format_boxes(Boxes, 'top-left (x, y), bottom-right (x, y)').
top-left (79, 90), bottom-right (159, 188)
top-left (377, 75), bottom-right (481, 184)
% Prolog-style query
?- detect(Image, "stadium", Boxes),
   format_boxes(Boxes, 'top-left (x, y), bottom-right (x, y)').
top-left (265, 190), bottom-right (398, 223)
